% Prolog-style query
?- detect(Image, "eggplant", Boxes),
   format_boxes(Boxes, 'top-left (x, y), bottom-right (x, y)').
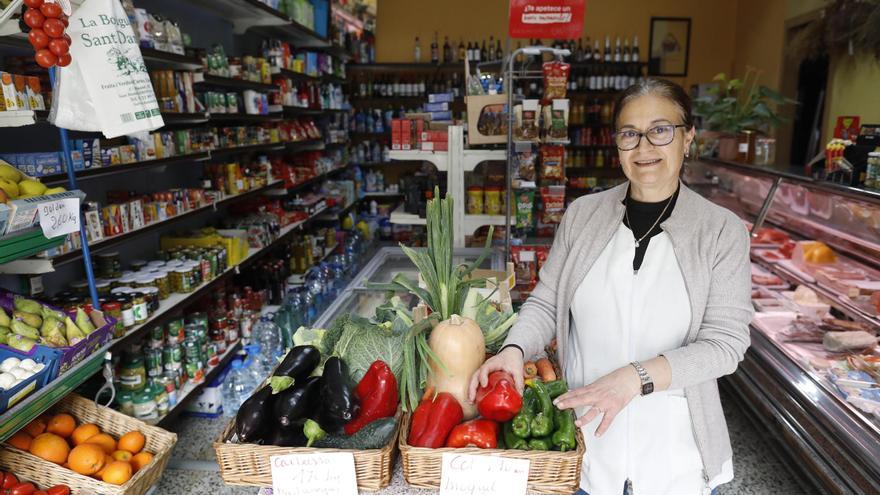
top-left (274, 375), bottom-right (322, 428)
top-left (263, 423), bottom-right (307, 447)
top-left (314, 356), bottom-right (360, 434)
top-left (235, 385), bottom-right (275, 443)
top-left (274, 345), bottom-right (321, 378)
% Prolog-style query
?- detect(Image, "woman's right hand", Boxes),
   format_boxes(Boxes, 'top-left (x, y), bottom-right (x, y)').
top-left (468, 346), bottom-right (525, 403)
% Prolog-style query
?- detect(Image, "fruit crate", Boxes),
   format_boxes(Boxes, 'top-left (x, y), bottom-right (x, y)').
top-left (214, 411), bottom-right (402, 491)
top-left (0, 227), bottom-right (65, 264)
top-left (0, 290), bottom-right (114, 376)
top-left (0, 393), bottom-right (178, 495)
top-left (0, 344), bottom-right (55, 414)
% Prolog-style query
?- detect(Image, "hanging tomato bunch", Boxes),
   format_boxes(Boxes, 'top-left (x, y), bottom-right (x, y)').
top-left (20, 0), bottom-right (71, 68)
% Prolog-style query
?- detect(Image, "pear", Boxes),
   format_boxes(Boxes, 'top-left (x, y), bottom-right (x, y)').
top-left (14, 296), bottom-right (43, 315)
top-left (13, 310), bottom-right (42, 329)
top-left (0, 326), bottom-right (9, 344)
top-left (75, 307), bottom-right (96, 334)
top-left (7, 334), bottom-right (36, 352)
top-left (0, 160), bottom-right (22, 182)
top-left (0, 178), bottom-right (19, 199)
top-left (10, 319), bottom-right (40, 340)
top-left (41, 306), bottom-right (66, 322)
top-left (40, 316), bottom-right (63, 338)
top-left (0, 307), bottom-right (10, 327)
top-left (64, 317), bottom-right (86, 345)
top-left (42, 324), bottom-right (68, 347)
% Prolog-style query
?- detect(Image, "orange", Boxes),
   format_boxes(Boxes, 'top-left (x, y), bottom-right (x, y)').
top-left (101, 460), bottom-right (132, 485)
top-left (23, 417), bottom-right (47, 437)
top-left (67, 444), bottom-right (106, 476)
top-left (130, 451), bottom-right (154, 472)
top-left (118, 431), bottom-right (145, 454)
top-left (7, 431), bottom-right (32, 451)
top-left (46, 413), bottom-right (77, 438)
top-left (111, 450), bottom-right (132, 462)
top-left (29, 432), bottom-right (70, 464)
top-left (84, 433), bottom-right (117, 454)
top-left (71, 423), bottom-right (101, 446)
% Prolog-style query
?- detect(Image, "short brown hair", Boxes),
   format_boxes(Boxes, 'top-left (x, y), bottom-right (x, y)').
top-left (612, 78), bottom-right (694, 131)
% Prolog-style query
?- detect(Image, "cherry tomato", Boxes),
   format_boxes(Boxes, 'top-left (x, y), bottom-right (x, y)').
top-left (10, 483), bottom-right (36, 495)
top-left (28, 28), bottom-right (49, 49)
top-left (23, 0), bottom-right (43, 8)
top-left (34, 491), bottom-right (47, 495)
top-left (48, 37), bottom-right (68, 56)
top-left (46, 487), bottom-right (70, 495)
top-left (39, 2), bottom-right (61, 18)
top-left (59, 15), bottom-right (68, 27)
top-left (34, 49), bottom-right (57, 68)
top-left (42, 18), bottom-right (64, 38)
top-left (56, 52), bottom-right (71, 67)
top-left (2, 473), bottom-right (19, 489)
top-left (23, 8), bottom-right (45, 29)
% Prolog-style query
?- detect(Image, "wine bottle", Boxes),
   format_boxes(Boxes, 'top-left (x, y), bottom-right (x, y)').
top-left (458, 38), bottom-right (466, 63)
top-left (443, 36), bottom-right (452, 64)
top-left (414, 36), bottom-right (421, 62)
top-left (488, 35), bottom-right (495, 61)
top-left (623, 37), bottom-right (631, 63)
top-left (614, 36), bottom-right (622, 62)
top-left (495, 39), bottom-right (503, 62)
top-left (633, 36), bottom-right (641, 62)
top-left (431, 32), bottom-right (439, 64)
top-left (604, 35), bottom-right (611, 62)
top-left (480, 40), bottom-right (487, 62)
top-left (584, 36), bottom-right (592, 61)
top-left (593, 40), bottom-right (601, 63)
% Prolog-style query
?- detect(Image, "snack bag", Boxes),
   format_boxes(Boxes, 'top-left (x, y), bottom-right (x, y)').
top-left (540, 145), bottom-right (566, 181)
top-left (542, 60), bottom-right (571, 101)
top-left (514, 189), bottom-right (536, 229)
top-left (540, 185), bottom-right (566, 224)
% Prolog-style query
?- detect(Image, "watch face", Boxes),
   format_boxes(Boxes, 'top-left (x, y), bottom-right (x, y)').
top-left (643, 383), bottom-right (654, 395)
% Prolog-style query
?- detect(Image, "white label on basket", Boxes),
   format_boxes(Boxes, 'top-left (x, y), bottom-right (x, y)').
top-left (270, 452), bottom-right (358, 495)
top-left (440, 453), bottom-right (530, 495)
top-left (38, 198), bottom-right (81, 239)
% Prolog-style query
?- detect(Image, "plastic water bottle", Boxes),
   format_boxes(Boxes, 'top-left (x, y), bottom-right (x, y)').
top-left (252, 317), bottom-right (284, 366)
top-left (221, 359), bottom-right (251, 417)
top-left (242, 345), bottom-right (269, 386)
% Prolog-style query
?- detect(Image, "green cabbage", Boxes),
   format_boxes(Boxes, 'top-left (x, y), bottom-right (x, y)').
top-left (332, 314), bottom-right (406, 383)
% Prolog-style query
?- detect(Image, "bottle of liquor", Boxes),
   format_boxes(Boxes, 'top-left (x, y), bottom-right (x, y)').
top-left (480, 40), bottom-right (487, 62)
top-left (431, 32), bottom-right (439, 64)
top-left (488, 35), bottom-right (495, 61)
top-left (443, 36), bottom-right (452, 64)
top-left (623, 37), bottom-right (631, 63)
top-left (458, 38), bottom-right (466, 63)
top-left (593, 40), bottom-right (601, 63)
top-left (515, 41), bottom-right (524, 64)
top-left (633, 36), bottom-right (640, 62)
top-left (414, 37), bottom-right (421, 62)
top-left (604, 36), bottom-right (611, 62)
top-left (576, 38), bottom-right (584, 61)
top-left (584, 36), bottom-right (592, 61)
top-left (495, 39), bottom-right (503, 62)
top-left (467, 42), bottom-right (475, 62)
top-left (614, 36), bottom-right (622, 62)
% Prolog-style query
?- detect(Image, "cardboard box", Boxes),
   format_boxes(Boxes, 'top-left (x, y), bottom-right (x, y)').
top-left (1, 72), bottom-right (19, 111)
top-left (429, 111), bottom-right (452, 121)
top-left (400, 119), bottom-right (412, 150)
top-left (12, 75), bottom-right (28, 110)
top-left (33, 152), bottom-right (64, 177)
top-left (420, 130), bottom-right (448, 143)
top-left (26, 77), bottom-right (45, 111)
top-left (424, 102), bottom-right (449, 112)
top-left (466, 94), bottom-right (508, 145)
top-left (391, 119), bottom-right (402, 150)
top-left (428, 92), bottom-right (455, 103)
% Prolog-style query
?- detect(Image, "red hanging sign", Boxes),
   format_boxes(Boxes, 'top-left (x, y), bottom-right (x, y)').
top-left (508, 0), bottom-right (585, 40)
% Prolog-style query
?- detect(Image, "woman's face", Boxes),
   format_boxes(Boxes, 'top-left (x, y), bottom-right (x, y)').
top-left (616, 94), bottom-right (695, 196)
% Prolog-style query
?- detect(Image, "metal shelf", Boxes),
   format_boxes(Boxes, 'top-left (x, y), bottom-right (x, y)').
top-left (209, 143), bottom-right (287, 159)
top-left (282, 106), bottom-right (343, 117)
top-left (140, 48), bottom-right (203, 70)
top-left (181, 0), bottom-right (327, 47)
top-left (50, 181), bottom-right (285, 268)
top-left (0, 110), bottom-right (40, 128)
top-left (288, 165), bottom-right (348, 192)
top-left (389, 149), bottom-right (449, 171)
top-left (160, 112), bottom-right (211, 125)
top-left (197, 74), bottom-right (278, 92)
top-left (209, 112), bottom-right (284, 123)
top-left (42, 152), bottom-right (212, 186)
top-left (272, 67), bottom-right (319, 82)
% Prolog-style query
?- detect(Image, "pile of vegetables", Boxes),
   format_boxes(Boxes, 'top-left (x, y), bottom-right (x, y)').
top-left (233, 344), bottom-right (400, 450)
top-left (0, 297), bottom-right (100, 353)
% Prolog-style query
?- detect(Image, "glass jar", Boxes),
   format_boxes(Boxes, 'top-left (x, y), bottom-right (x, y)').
top-left (484, 186), bottom-right (502, 215)
top-left (130, 259), bottom-right (148, 271)
top-left (95, 279), bottom-right (112, 297)
top-left (116, 295), bottom-right (135, 328)
top-left (152, 270), bottom-right (171, 300)
top-left (117, 275), bottom-right (138, 288)
top-left (119, 355), bottom-right (146, 392)
top-left (130, 291), bottom-right (149, 323)
top-left (467, 186), bottom-right (484, 214)
top-left (158, 375), bottom-right (178, 407)
top-left (144, 348), bottom-right (163, 378)
top-left (96, 252), bottom-right (122, 278)
top-left (166, 319), bottom-right (185, 344)
top-left (142, 287), bottom-right (160, 313)
top-left (867, 152), bottom-right (880, 190)
top-left (133, 390), bottom-right (158, 420)
top-left (151, 381), bottom-right (169, 416)
top-left (183, 337), bottom-right (204, 384)
top-left (69, 279), bottom-right (90, 295)
top-left (147, 260), bottom-right (166, 269)
top-left (185, 261), bottom-right (202, 286)
top-left (117, 390), bottom-right (135, 416)
top-left (736, 130), bottom-right (757, 163)
top-left (163, 342), bottom-right (183, 372)
top-left (172, 268), bottom-right (193, 293)
top-left (102, 301), bottom-right (124, 338)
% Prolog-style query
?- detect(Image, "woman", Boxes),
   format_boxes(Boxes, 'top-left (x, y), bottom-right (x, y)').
top-left (468, 78), bottom-right (753, 495)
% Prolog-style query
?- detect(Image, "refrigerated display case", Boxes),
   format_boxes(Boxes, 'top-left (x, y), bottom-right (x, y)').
top-left (687, 158), bottom-right (880, 495)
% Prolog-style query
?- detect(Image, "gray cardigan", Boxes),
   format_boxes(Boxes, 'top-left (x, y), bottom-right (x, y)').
top-left (503, 181), bottom-right (753, 482)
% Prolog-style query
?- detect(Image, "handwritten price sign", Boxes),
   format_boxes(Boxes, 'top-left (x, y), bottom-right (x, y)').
top-left (38, 198), bottom-right (81, 239)
top-left (440, 453), bottom-right (530, 495)
top-left (270, 453), bottom-right (358, 495)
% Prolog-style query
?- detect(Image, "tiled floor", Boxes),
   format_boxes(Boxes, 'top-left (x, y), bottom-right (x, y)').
top-left (153, 390), bottom-right (810, 494)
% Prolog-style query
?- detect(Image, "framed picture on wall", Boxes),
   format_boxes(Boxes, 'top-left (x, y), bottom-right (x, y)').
top-left (648, 17), bottom-right (691, 77)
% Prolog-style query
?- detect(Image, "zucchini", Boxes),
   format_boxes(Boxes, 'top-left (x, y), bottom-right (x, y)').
top-left (312, 417), bottom-right (398, 450)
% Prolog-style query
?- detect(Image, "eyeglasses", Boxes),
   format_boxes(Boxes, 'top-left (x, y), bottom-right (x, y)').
top-left (613, 124), bottom-right (688, 151)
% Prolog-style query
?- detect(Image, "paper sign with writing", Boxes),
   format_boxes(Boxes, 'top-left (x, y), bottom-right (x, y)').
top-left (270, 452), bottom-right (358, 495)
top-left (509, 0), bottom-right (585, 39)
top-left (38, 198), bottom-right (81, 239)
top-left (440, 453), bottom-right (530, 495)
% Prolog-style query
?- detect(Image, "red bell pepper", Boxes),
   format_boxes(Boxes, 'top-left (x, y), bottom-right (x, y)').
top-left (445, 419), bottom-right (499, 449)
top-left (344, 360), bottom-right (399, 435)
top-left (475, 370), bottom-right (523, 422)
top-left (408, 392), bottom-right (463, 448)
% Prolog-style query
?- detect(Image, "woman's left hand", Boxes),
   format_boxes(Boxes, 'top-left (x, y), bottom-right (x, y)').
top-left (553, 366), bottom-right (642, 437)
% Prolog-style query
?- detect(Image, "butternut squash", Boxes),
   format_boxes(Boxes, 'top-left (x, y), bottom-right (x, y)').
top-left (427, 314), bottom-right (486, 419)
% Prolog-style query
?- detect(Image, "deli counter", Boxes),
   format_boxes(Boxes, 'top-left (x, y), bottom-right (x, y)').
top-left (687, 158), bottom-right (880, 495)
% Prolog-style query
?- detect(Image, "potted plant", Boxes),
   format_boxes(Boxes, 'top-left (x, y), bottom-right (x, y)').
top-left (694, 68), bottom-right (795, 162)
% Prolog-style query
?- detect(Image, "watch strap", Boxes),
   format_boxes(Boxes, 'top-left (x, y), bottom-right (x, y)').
top-left (630, 361), bottom-right (654, 396)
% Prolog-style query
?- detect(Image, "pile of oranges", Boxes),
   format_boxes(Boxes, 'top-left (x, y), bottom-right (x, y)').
top-left (5, 413), bottom-right (155, 486)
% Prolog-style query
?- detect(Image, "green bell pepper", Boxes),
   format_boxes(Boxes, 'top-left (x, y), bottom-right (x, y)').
top-left (544, 379), bottom-right (569, 399)
top-left (527, 435), bottom-right (552, 450)
top-left (552, 407), bottom-right (577, 452)
top-left (503, 421), bottom-right (528, 450)
top-left (527, 380), bottom-right (555, 437)
top-left (511, 387), bottom-right (535, 438)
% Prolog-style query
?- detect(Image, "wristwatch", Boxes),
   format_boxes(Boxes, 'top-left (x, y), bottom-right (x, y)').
top-left (630, 361), bottom-right (654, 396)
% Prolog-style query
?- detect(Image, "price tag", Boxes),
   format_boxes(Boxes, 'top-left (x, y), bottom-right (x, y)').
top-left (440, 453), bottom-right (530, 495)
top-left (38, 198), bottom-right (81, 239)
top-left (270, 453), bottom-right (358, 495)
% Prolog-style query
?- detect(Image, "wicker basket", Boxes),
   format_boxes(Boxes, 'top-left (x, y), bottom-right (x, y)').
top-left (0, 394), bottom-right (177, 495)
top-left (214, 411), bottom-right (401, 491)
top-left (399, 413), bottom-right (585, 494)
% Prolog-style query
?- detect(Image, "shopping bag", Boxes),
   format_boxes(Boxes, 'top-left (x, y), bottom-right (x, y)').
top-left (49, 0), bottom-right (163, 138)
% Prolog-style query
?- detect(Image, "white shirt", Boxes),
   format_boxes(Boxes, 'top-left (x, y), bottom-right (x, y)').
top-left (565, 223), bottom-right (733, 494)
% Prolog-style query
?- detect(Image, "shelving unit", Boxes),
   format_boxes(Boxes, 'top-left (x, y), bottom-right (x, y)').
top-left (196, 74), bottom-right (279, 92)
top-left (140, 48), bottom-right (204, 70)
top-left (41, 152), bottom-right (213, 186)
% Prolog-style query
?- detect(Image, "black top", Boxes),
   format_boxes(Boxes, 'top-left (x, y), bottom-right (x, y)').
top-left (621, 187), bottom-right (680, 272)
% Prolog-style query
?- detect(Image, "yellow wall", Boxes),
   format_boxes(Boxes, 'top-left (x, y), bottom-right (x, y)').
top-left (824, 55), bottom-right (880, 140)
top-left (375, 0), bottom-right (738, 90)
top-left (733, 0), bottom-right (786, 90)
